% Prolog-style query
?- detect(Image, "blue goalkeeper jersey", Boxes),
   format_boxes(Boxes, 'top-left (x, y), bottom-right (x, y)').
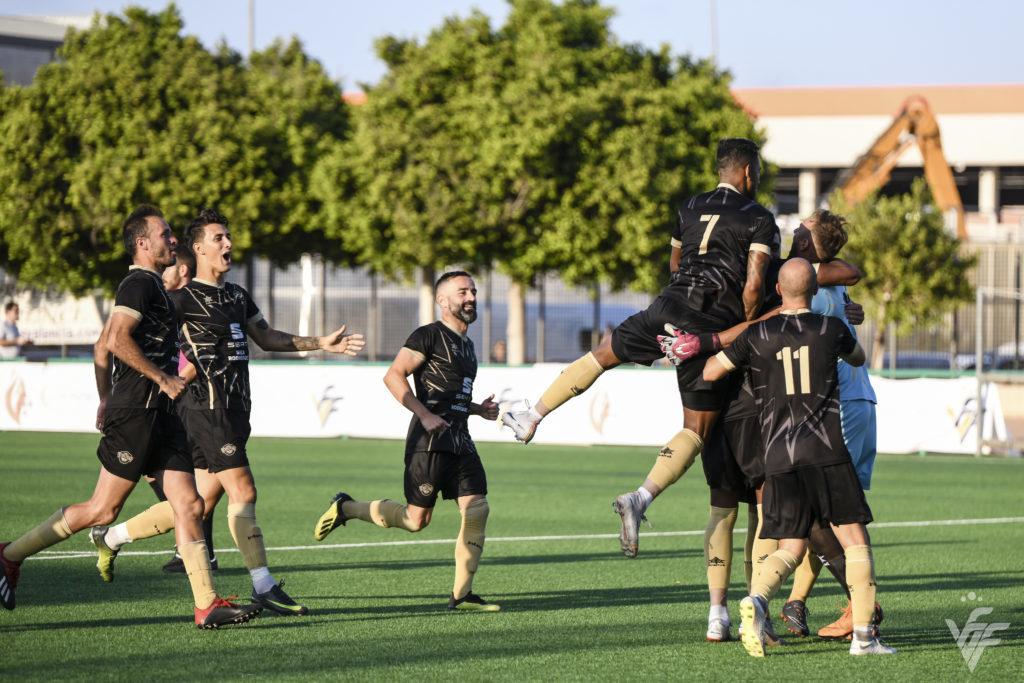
top-left (811, 284), bottom-right (876, 404)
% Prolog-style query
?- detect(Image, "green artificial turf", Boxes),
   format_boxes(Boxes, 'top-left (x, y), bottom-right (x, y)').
top-left (1, 432), bottom-right (1021, 680)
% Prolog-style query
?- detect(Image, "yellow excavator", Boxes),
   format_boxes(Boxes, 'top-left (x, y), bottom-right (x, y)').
top-left (837, 95), bottom-right (966, 240)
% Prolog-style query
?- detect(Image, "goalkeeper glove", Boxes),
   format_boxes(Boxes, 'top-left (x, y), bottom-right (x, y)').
top-left (657, 324), bottom-right (721, 366)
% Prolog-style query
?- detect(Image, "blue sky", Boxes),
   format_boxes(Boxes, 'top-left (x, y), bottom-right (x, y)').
top-left (5, 0), bottom-right (1020, 91)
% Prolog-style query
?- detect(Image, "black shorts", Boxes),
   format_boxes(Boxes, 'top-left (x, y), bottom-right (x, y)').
top-left (181, 408), bottom-right (251, 473)
top-left (404, 448), bottom-right (487, 508)
top-left (96, 407), bottom-right (192, 482)
top-left (702, 413), bottom-right (764, 496)
top-left (611, 296), bottom-right (731, 412)
top-left (760, 462), bottom-right (873, 540)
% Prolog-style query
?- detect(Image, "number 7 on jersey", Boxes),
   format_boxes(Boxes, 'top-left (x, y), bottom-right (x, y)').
top-left (698, 214), bottom-right (720, 256)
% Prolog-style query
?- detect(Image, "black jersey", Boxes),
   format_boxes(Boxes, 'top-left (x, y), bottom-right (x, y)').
top-left (172, 278), bottom-right (262, 412)
top-left (108, 266), bottom-right (179, 412)
top-left (667, 183), bottom-right (780, 330)
top-left (718, 311), bottom-right (857, 476)
top-left (402, 320), bottom-right (478, 456)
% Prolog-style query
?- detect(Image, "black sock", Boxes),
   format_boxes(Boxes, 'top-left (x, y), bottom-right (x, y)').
top-left (808, 521), bottom-right (850, 599)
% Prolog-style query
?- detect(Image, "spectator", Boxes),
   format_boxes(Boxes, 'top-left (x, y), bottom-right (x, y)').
top-left (1, 302), bottom-right (33, 360)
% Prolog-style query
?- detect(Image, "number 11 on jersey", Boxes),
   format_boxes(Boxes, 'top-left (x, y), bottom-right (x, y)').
top-left (776, 345), bottom-right (811, 395)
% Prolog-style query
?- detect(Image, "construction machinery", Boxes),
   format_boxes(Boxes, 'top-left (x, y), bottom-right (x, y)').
top-left (837, 95), bottom-right (966, 240)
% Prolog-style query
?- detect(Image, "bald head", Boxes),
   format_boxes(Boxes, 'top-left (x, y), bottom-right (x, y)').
top-left (777, 258), bottom-right (817, 308)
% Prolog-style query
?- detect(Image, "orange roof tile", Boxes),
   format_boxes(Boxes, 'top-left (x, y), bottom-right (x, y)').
top-left (731, 84), bottom-right (1024, 117)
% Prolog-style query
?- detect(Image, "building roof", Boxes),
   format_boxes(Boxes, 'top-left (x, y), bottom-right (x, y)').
top-left (731, 84), bottom-right (1024, 168)
top-left (0, 15), bottom-right (92, 42)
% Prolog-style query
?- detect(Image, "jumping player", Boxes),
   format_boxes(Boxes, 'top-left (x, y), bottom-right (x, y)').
top-left (502, 138), bottom-right (780, 558)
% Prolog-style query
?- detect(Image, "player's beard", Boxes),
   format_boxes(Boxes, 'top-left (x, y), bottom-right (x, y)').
top-left (452, 302), bottom-right (477, 324)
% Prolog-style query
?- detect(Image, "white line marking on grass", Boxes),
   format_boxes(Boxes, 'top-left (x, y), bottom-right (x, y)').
top-left (26, 516), bottom-right (1024, 562)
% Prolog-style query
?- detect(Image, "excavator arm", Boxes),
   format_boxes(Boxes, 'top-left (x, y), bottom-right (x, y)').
top-left (838, 95), bottom-right (966, 240)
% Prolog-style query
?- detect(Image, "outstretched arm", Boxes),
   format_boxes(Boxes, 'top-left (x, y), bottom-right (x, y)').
top-left (247, 319), bottom-right (366, 355)
top-left (702, 354), bottom-right (733, 383)
top-left (659, 305), bottom-right (780, 365)
top-left (816, 258), bottom-right (862, 287)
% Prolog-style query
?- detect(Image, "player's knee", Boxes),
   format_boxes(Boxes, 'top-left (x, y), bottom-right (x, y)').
top-left (463, 498), bottom-right (489, 523)
top-left (405, 507), bottom-right (431, 532)
top-left (177, 496), bottom-right (205, 523)
top-left (88, 504), bottom-right (121, 527)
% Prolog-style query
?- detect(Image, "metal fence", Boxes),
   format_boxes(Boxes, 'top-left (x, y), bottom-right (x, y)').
top-left (229, 259), bottom-right (652, 364)
top-left (5, 243), bottom-right (1024, 367)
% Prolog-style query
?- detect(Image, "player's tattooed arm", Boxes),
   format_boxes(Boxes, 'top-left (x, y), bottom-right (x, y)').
top-left (248, 319), bottom-right (366, 355)
top-left (743, 250), bottom-right (771, 321)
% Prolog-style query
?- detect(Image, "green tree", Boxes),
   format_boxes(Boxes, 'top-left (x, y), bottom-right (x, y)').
top-left (0, 6), bottom-right (350, 295)
top-left (312, 0), bottom-right (761, 360)
top-left (832, 178), bottom-right (976, 369)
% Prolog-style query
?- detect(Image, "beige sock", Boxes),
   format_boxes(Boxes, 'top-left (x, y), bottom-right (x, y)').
top-left (751, 548), bottom-right (799, 602)
top-left (788, 547), bottom-right (823, 603)
top-left (744, 505), bottom-right (758, 592)
top-left (125, 501), bottom-right (176, 540)
top-left (538, 353), bottom-right (604, 411)
top-left (452, 499), bottom-right (489, 600)
top-left (749, 504), bottom-right (779, 591)
top-left (704, 506), bottom-right (738, 594)
top-left (4, 509), bottom-right (73, 563)
top-left (227, 502), bottom-right (267, 570)
top-left (179, 539), bottom-right (217, 609)
top-left (646, 429), bottom-right (702, 490)
top-left (355, 499), bottom-right (424, 531)
top-left (845, 544), bottom-right (877, 627)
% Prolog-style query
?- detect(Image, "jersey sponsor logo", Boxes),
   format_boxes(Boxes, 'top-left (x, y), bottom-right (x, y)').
top-left (462, 377), bottom-right (473, 394)
top-left (117, 450), bottom-right (133, 464)
top-left (418, 483), bottom-right (435, 497)
top-left (229, 323), bottom-right (244, 340)
top-left (220, 443), bottom-right (238, 456)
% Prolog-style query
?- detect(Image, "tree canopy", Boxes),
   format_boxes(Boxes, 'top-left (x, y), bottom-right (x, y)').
top-left (832, 178), bottom-right (976, 368)
top-left (0, 6), bottom-right (350, 294)
top-left (313, 0), bottom-right (762, 293)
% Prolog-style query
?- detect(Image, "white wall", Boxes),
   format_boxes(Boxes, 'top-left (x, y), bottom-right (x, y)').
top-left (0, 360), bottom-right (1011, 456)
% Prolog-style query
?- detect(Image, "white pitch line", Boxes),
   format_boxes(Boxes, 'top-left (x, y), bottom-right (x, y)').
top-left (25, 516), bottom-right (1024, 562)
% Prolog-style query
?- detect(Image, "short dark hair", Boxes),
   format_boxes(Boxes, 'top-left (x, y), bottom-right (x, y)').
top-left (4, 302), bottom-right (16, 313)
top-left (122, 205), bottom-right (163, 256)
top-left (716, 138), bottom-right (760, 173)
top-left (434, 270), bottom-right (473, 296)
top-left (184, 207), bottom-right (229, 251)
top-left (175, 244), bottom-right (197, 278)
